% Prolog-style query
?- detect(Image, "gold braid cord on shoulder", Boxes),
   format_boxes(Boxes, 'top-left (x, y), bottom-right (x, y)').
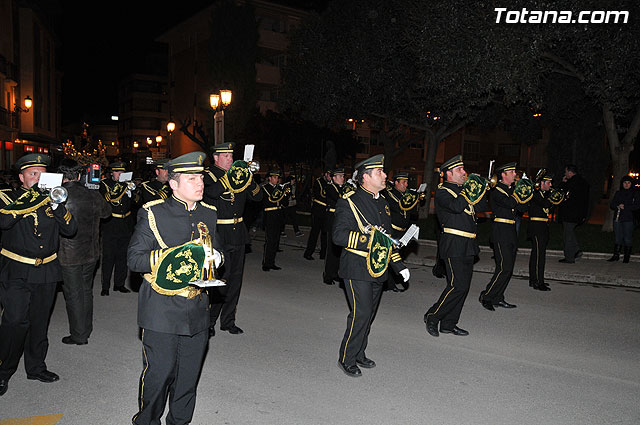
top-left (146, 206), bottom-right (169, 249)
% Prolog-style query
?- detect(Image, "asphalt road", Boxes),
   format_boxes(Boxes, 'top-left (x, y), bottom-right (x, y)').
top-left (2, 240), bottom-right (640, 425)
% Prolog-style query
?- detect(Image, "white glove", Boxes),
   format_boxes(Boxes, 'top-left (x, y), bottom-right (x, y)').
top-left (400, 268), bottom-right (410, 282)
top-left (51, 202), bottom-right (59, 210)
top-left (212, 248), bottom-right (222, 268)
top-left (126, 189), bottom-right (132, 198)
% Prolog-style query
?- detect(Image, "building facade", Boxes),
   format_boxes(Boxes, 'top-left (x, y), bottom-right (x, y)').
top-left (0, 0), bottom-right (61, 171)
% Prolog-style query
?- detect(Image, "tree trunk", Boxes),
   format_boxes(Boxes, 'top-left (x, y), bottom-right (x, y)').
top-left (601, 104), bottom-right (639, 232)
top-left (419, 131), bottom-right (438, 219)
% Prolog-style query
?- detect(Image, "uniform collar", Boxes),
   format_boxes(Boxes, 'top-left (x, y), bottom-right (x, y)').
top-left (360, 186), bottom-right (379, 199)
top-left (171, 194), bottom-right (197, 211)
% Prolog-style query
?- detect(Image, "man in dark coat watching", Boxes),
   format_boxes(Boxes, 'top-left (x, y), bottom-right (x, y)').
top-left (58, 159), bottom-right (111, 345)
top-left (557, 164), bottom-right (590, 263)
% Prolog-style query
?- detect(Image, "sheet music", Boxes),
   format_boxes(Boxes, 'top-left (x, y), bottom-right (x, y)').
top-left (399, 224), bottom-right (420, 247)
top-left (417, 183), bottom-right (427, 193)
top-left (38, 173), bottom-right (63, 190)
top-left (243, 144), bottom-right (255, 162)
top-left (119, 172), bottom-right (133, 182)
top-left (189, 279), bottom-right (226, 288)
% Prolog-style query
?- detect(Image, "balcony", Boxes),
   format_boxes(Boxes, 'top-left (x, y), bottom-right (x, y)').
top-left (258, 28), bottom-right (288, 51)
top-left (256, 63), bottom-right (281, 86)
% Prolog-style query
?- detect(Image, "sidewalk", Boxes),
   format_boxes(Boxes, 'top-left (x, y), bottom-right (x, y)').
top-left (269, 225), bottom-right (640, 289)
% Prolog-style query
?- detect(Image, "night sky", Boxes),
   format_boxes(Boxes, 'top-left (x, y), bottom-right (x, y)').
top-left (57, 0), bottom-right (327, 127)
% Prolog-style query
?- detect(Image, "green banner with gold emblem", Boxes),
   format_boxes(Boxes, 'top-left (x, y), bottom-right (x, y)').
top-left (366, 228), bottom-right (393, 278)
top-left (150, 242), bottom-right (206, 296)
top-left (513, 178), bottom-right (534, 204)
top-left (225, 160), bottom-right (253, 193)
top-left (399, 191), bottom-right (420, 211)
top-left (0, 188), bottom-right (49, 216)
top-left (460, 173), bottom-right (488, 205)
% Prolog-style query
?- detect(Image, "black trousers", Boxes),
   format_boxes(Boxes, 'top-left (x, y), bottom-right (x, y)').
top-left (61, 261), bottom-right (97, 343)
top-left (210, 244), bottom-right (246, 328)
top-left (263, 212), bottom-right (282, 267)
top-left (304, 207), bottom-right (327, 258)
top-left (425, 256), bottom-right (473, 330)
top-left (339, 279), bottom-right (383, 367)
top-left (132, 328), bottom-right (208, 425)
top-left (482, 241), bottom-right (517, 303)
top-left (282, 206), bottom-right (300, 233)
top-left (529, 234), bottom-right (548, 287)
top-left (0, 279), bottom-right (56, 379)
top-left (102, 232), bottom-right (131, 290)
top-left (323, 222), bottom-right (341, 282)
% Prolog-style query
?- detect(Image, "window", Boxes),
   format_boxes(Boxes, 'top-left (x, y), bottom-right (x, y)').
top-left (497, 143), bottom-right (521, 158)
top-left (463, 140), bottom-right (480, 161)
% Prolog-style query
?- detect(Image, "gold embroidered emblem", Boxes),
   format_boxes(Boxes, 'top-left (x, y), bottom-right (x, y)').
top-left (359, 234), bottom-right (367, 243)
top-left (385, 205), bottom-right (390, 216)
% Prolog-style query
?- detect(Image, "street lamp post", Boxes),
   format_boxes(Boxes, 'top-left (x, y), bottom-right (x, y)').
top-left (209, 89), bottom-right (232, 144)
top-left (166, 120), bottom-right (175, 156)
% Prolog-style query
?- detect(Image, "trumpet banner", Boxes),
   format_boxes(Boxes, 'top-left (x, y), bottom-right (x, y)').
top-left (460, 174), bottom-right (487, 205)
top-left (399, 190), bottom-right (421, 211)
top-left (0, 188), bottom-right (49, 216)
top-left (150, 242), bottom-right (206, 295)
top-left (366, 228), bottom-right (393, 278)
top-left (513, 178), bottom-right (534, 204)
top-left (548, 189), bottom-right (565, 205)
top-left (225, 160), bottom-right (253, 193)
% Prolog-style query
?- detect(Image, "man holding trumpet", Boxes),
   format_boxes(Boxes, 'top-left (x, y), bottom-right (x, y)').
top-left (0, 154), bottom-right (77, 396)
top-left (128, 151), bottom-right (224, 425)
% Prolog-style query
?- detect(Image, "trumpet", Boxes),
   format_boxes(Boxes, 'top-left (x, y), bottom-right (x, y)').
top-left (534, 168), bottom-right (547, 190)
top-left (248, 160), bottom-right (260, 173)
top-left (487, 159), bottom-right (498, 189)
top-left (48, 186), bottom-right (68, 204)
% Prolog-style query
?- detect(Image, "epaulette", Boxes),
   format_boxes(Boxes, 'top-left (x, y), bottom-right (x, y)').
top-left (142, 199), bottom-right (165, 210)
top-left (205, 169), bottom-right (217, 182)
top-left (342, 190), bottom-right (356, 199)
top-left (200, 201), bottom-right (217, 211)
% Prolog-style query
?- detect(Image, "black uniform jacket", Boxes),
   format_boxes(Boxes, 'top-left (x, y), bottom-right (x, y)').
top-left (323, 182), bottom-right (342, 232)
top-left (527, 189), bottom-right (552, 238)
top-left (99, 178), bottom-right (135, 235)
top-left (382, 186), bottom-right (411, 239)
top-left (490, 182), bottom-right (526, 244)
top-left (140, 179), bottom-right (171, 204)
top-left (262, 183), bottom-right (288, 214)
top-left (332, 187), bottom-right (405, 282)
top-left (128, 195), bottom-right (222, 336)
top-left (435, 181), bottom-right (481, 259)
top-left (311, 177), bottom-right (328, 210)
top-left (203, 165), bottom-right (263, 247)
top-left (0, 187), bottom-right (77, 283)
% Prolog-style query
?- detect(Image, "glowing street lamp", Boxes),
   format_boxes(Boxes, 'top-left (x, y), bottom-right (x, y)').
top-left (209, 89), bottom-right (232, 144)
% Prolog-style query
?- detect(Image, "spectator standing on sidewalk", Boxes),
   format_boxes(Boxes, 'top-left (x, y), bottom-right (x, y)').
top-left (58, 159), bottom-right (111, 345)
top-left (607, 175), bottom-right (640, 263)
top-left (557, 164), bottom-right (590, 264)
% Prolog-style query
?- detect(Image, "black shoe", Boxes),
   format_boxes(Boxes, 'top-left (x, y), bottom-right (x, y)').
top-left (481, 301), bottom-right (495, 311)
top-left (114, 286), bottom-right (130, 293)
top-left (338, 361), bottom-right (362, 377)
top-left (0, 378), bottom-right (8, 396)
top-left (425, 318), bottom-right (439, 337)
top-left (539, 284), bottom-right (551, 291)
top-left (304, 254), bottom-right (314, 260)
top-left (245, 245), bottom-right (253, 254)
top-left (356, 357), bottom-right (376, 369)
top-left (575, 250), bottom-right (583, 259)
top-left (440, 326), bottom-right (469, 336)
top-left (100, 289), bottom-right (109, 296)
top-left (221, 325), bottom-right (244, 335)
top-left (271, 265), bottom-right (282, 270)
top-left (27, 370), bottom-right (60, 383)
top-left (323, 277), bottom-right (336, 285)
top-left (262, 265), bottom-right (271, 271)
top-left (558, 258), bottom-right (575, 263)
top-left (494, 300), bottom-right (517, 309)
top-left (62, 336), bottom-right (87, 345)
top-left (295, 231), bottom-right (304, 237)
top-left (208, 326), bottom-right (215, 338)
top-left (276, 248), bottom-right (283, 252)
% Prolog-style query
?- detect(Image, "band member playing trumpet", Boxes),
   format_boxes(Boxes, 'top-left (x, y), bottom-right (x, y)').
top-left (479, 162), bottom-right (531, 311)
top-left (100, 161), bottom-right (136, 295)
top-left (528, 170), bottom-right (562, 291)
top-left (262, 169), bottom-right (288, 271)
top-left (425, 155), bottom-right (487, 337)
top-left (0, 154), bottom-right (77, 396)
